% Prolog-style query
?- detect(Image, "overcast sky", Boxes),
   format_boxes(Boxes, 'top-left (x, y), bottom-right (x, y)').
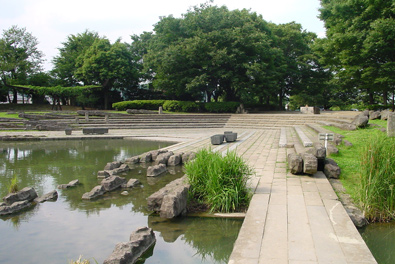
top-left (0, 0), bottom-right (326, 71)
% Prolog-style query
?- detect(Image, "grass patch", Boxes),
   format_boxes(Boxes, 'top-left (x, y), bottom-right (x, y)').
top-left (369, 119), bottom-right (387, 128)
top-left (185, 149), bottom-right (253, 213)
top-left (325, 123), bottom-right (395, 222)
top-left (0, 112), bottom-right (22, 119)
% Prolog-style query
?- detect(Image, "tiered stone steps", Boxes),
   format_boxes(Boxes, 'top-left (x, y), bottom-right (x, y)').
top-left (224, 112), bottom-right (357, 129)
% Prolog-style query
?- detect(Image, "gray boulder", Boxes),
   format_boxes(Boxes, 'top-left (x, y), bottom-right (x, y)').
top-left (155, 151), bottom-right (174, 165)
top-left (340, 123), bottom-right (357, 131)
top-left (34, 190), bottom-right (58, 203)
top-left (326, 144), bottom-right (339, 155)
top-left (97, 170), bottom-right (112, 179)
top-left (0, 200), bottom-right (34, 216)
top-left (181, 152), bottom-right (196, 164)
top-left (302, 153), bottom-right (317, 175)
top-left (139, 152), bottom-right (152, 163)
top-left (3, 187), bottom-right (38, 205)
top-left (352, 114), bottom-right (369, 128)
top-left (167, 154), bottom-right (182, 166)
top-left (101, 176), bottom-right (126, 192)
top-left (103, 227), bottom-right (156, 264)
top-left (343, 140), bottom-right (353, 146)
top-left (287, 153), bottom-right (303, 174)
top-left (150, 149), bottom-right (168, 161)
top-left (82, 185), bottom-right (106, 200)
top-left (147, 164), bottom-right (167, 177)
top-left (381, 110), bottom-right (391, 120)
top-left (125, 156), bottom-right (140, 164)
top-left (147, 175), bottom-right (190, 218)
top-left (324, 159), bottom-right (341, 179)
top-left (122, 179), bottom-right (141, 188)
top-left (57, 179), bottom-right (79, 189)
top-left (104, 161), bottom-right (122, 171)
top-left (111, 164), bottom-right (130, 175)
top-left (369, 111), bottom-right (381, 120)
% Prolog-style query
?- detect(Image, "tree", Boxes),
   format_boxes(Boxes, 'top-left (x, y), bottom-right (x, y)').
top-left (75, 38), bottom-right (139, 109)
top-left (52, 30), bottom-right (100, 86)
top-left (142, 3), bottom-right (277, 103)
top-left (318, 0), bottom-right (395, 107)
top-left (0, 25), bottom-right (43, 103)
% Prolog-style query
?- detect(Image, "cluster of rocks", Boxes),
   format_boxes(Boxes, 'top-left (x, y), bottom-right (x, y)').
top-left (82, 175), bottom-right (140, 200)
top-left (84, 148), bottom-right (195, 200)
top-left (288, 143), bottom-right (341, 179)
top-left (341, 109), bottom-right (394, 131)
top-left (0, 187), bottom-right (59, 216)
top-left (147, 175), bottom-right (190, 218)
top-left (103, 227), bottom-right (156, 264)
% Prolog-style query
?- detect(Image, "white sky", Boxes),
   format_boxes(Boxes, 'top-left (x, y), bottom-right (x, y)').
top-left (0, 0), bottom-right (326, 71)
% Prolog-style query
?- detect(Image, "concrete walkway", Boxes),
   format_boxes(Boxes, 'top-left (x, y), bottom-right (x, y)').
top-left (0, 125), bottom-right (377, 264)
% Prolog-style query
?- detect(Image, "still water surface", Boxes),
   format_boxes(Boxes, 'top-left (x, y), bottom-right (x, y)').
top-left (0, 139), bottom-right (242, 264)
top-left (359, 222), bottom-right (395, 264)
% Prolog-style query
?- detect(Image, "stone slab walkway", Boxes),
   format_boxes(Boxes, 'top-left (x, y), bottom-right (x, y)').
top-left (0, 126), bottom-right (377, 264)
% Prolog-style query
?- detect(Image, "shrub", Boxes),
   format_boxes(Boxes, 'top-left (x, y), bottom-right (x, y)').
top-left (204, 102), bottom-right (240, 113)
top-left (359, 133), bottom-right (395, 222)
top-left (163, 100), bottom-right (200, 112)
top-left (112, 100), bottom-right (166, 111)
top-left (185, 149), bottom-right (252, 213)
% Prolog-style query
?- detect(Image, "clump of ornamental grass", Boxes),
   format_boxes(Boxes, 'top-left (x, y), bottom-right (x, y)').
top-left (185, 149), bottom-right (252, 213)
top-left (7, 175), bottom-right (19, 194)
top-left (359, 133), bottom-right (395, 222)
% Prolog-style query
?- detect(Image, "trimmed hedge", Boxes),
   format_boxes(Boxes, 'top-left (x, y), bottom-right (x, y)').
top-left (163, 100), bottom-right (201, 112)
top-left (113, 100), bottom-right (241, 113)
top-left (204, 102), bottom-right (240, 113)
top-left (112, 100), bottom-right (166, 111)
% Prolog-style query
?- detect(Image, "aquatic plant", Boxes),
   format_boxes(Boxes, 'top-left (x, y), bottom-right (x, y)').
top-left (185, 148), bottom-right (252, 213)
top-left (7, 175), bottom-right (18, 193)
top-left (69, 255), bottom-right (97, 264)
top-left (359, 133), bottom-right (395, 222)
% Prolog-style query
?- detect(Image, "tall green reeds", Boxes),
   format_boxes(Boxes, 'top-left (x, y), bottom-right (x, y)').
top-left (185, 149), bottom-right (252, 213)
top-left (359, 133), bottom-right (395, 222)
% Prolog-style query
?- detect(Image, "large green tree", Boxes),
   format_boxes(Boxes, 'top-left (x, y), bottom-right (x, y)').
top-left (318, 0), bottom-right (395, 106)
top-left (53, 31), bottom-right (140, 109)
top-left (75, 38), bottom-right (139, 109)
top-left (0, 25), bottom-right (43, 103)
top-left (142, 3), bottom-right (276, 102)
top-left (52, 30), bottom-right (100, 87)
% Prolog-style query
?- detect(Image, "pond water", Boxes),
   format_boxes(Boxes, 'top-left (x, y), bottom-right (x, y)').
top-left (0, 139), bottom-right (242, 264)
top-left (359, 222), bottom-right (395, 264)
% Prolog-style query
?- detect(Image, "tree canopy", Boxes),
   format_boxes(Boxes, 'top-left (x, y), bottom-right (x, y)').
top-left (2, 1), bottom-right (393, 110)
top-left (318, 0), bottom-right (395, 107)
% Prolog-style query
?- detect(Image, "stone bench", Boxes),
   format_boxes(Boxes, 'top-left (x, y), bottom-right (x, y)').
top-left (82, 127), bottom-right (109, 134)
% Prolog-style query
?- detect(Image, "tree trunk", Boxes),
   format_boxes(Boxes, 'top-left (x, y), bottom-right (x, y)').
top-left (368, 91), bottom-right (374, 105)
top-left (383, 90), bottom-right (388, 106)
top-left (12, 89), bottom-right (17, 104)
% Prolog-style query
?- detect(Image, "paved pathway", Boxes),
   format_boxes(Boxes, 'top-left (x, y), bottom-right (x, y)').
top-left (0, 125), bottom-right (377, 264)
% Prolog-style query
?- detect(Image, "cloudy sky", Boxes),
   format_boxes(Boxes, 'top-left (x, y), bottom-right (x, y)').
top-left (0, 0), bottom-right (326, 71)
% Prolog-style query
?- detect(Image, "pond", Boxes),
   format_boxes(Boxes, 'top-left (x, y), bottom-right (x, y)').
top-left (359, 222), bottom-right (395, 264)
top-left (0, 139), bottom-right (242, 264)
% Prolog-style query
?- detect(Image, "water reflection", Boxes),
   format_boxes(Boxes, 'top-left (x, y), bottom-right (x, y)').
top-left (148, 216), bottom-right (242, 263)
